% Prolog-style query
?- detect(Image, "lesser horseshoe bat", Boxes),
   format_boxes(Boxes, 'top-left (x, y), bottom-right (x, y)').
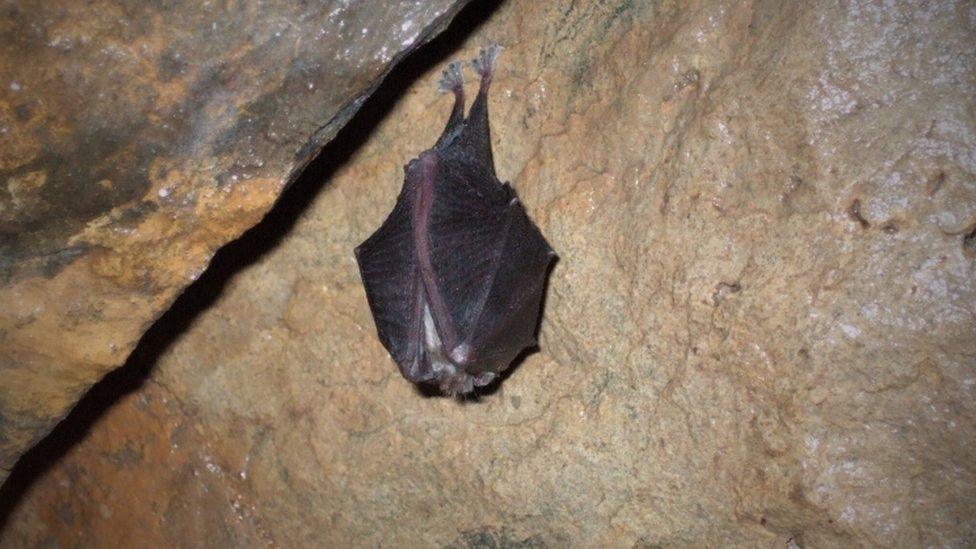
top-left (355, 46), bottom-right (556, 395)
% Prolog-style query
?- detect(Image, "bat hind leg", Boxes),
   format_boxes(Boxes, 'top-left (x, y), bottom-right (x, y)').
top-left (437, 61), bottom-right (466, 140)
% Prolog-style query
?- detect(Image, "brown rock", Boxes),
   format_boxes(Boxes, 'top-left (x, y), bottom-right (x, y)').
top-left (0, 0), bottom-right (473, 480)
top-left (3, 0), bottom-right (975, 546)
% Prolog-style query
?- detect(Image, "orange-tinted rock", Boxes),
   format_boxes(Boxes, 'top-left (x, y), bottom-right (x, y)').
top-left (3, 0), bottom-right (975, 546)
top-left (0, 0), bottom-right (473, 480)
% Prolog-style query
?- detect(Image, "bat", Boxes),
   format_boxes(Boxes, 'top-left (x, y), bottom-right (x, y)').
top-left (355, 45), bottom-right (556, 396)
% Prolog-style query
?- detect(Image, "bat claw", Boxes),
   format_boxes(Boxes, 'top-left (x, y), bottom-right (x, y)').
top-left (437, 61), bottom-right (464, 93)
top-left (472, 44), bottom-right (502, 80)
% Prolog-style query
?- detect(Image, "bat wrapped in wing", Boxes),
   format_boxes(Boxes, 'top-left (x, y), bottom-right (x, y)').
top-left (355, 46), bottom-right (556, 395)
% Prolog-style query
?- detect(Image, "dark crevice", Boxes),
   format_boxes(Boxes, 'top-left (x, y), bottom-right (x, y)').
top-left (962, 222), bottom-right (976, 257)
top-left (847, 198), bottom-right (870, 229)
top-left (0, 0), bottom-right (502, 532)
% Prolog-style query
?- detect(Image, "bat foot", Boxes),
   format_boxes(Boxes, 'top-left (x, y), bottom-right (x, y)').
top-left (438, 61), bottom-right (464, 93)
top-left (472, 44), bottom-right (502, 81)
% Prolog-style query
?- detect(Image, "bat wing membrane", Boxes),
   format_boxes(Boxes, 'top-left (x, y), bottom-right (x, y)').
top-left (462, 203), bottom-right (553, 373)
top-left (426, 154), bottom-right (511, 350)
top-left (427, 151), bottom-right (553, 373)
top-left (354, 177), bottom-right (424, 380)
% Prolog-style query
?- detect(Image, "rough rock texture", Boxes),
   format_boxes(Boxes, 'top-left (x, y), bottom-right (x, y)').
top-left (0, 0), bottom-right (472, 481)
top-left (3, 0), bottom-right (976, 546)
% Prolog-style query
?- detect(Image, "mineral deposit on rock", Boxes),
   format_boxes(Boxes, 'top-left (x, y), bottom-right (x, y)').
top-left (2, 0), bottom-right (974, 547)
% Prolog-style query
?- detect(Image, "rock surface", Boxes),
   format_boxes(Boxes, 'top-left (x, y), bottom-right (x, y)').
top-left (3, 0), bottom-right (976, 546)
top-left (0, 0), bottom-right (472, 481)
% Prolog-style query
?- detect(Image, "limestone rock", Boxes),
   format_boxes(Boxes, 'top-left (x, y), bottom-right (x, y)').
top-left (2, 0), bottom-right (974, 546)
top-left (0, 0), bottom-right (473, 480)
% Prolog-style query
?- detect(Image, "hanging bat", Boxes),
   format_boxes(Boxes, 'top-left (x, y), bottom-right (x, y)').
top-left (355, 46), bottom-right (556, 396)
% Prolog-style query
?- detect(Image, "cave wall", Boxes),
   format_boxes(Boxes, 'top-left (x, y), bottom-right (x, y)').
top-left (0, 0), bottom-right (472, 482)
top-left (2, 0), bottom-right (975, 546)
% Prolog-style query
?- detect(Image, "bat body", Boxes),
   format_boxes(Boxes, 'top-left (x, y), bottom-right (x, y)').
top-left (355, 46), bottom-right (556, 395)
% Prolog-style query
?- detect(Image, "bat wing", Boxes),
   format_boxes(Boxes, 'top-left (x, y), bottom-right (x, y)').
top-left (354, 178), bottom-right (426, 381)
top-left (427, 151), bottom-right (554, 374)
top-left (426, 155), bottom-right (511, 349)
top-left (455, 200), bottom-right (554, 373)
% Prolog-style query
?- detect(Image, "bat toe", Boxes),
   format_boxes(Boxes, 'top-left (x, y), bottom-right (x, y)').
top-left (472, 44), bottom-right (502, 78)
top-left (438, 61), bottom-right (464, 93)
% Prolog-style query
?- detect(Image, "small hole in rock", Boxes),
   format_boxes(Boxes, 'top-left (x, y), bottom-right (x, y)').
top-left (848, 198), bottom-right (870, 229)
top-left (962, 224), bottom-right (976, 257)
top-left (926, 169), bottom-right (946, 195)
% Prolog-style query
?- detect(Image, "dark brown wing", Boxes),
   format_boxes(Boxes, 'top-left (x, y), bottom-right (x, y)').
top-left (425, 151), bottom-right (510, 340)
top-left (354, 171), bottom-right (427, 382)
top-left (455, 198), bottom-right (554, 373)
top-left (426, 150), bottom-right (554, 374)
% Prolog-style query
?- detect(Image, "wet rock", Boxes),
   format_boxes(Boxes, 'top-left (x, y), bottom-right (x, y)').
top-left (0, 0), bottom-right (473, 480)
top-left (2, 0), bottom-right (974, 546)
